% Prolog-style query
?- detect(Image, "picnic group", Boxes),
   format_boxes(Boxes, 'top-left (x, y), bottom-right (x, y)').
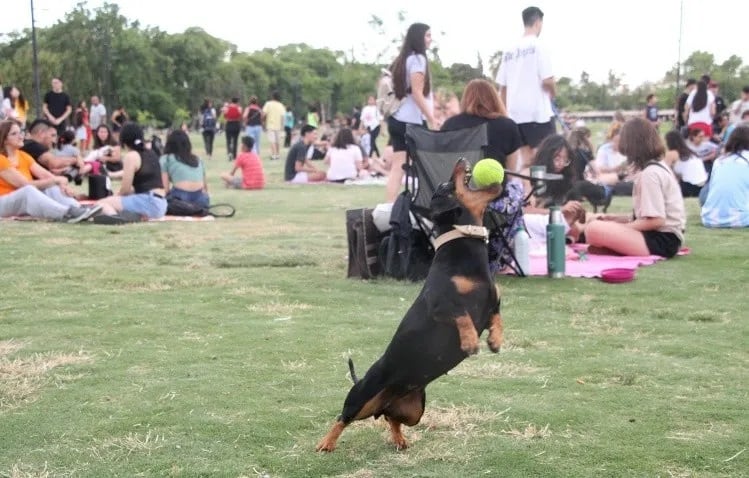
top-left (2, 6), bottom-right (749, 265)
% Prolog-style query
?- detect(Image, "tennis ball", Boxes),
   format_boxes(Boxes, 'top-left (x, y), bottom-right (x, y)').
top-left (472, 159), bottom-right (505, 187)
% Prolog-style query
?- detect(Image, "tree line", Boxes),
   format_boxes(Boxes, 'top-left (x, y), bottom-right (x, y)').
top-left (2, 3), bottom-right (747, 127)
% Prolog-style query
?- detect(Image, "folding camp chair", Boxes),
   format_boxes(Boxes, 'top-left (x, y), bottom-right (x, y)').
top-left (402, 123), bottom-right (530, 276)
top-left (403, 123), bottom-right (563, 277)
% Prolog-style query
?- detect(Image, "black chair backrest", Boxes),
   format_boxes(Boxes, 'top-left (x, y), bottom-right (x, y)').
top-left (405, 123), bottom-right (488, 215)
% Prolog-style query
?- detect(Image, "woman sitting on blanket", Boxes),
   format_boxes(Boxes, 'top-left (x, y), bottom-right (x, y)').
top-left (583, 117), bottom-right (685, 258)
top-left (160, 129), bottom-right (209, 208)
top-left (97, 122), bottom-right (167, 220)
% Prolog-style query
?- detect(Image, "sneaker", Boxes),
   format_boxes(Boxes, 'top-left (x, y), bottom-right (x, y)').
top-left (93, 214), bottom-right (129, 225)
top-left (92, 211), bottom-right (143, 225)
top-left (66, 204), bottom-right (103, 223)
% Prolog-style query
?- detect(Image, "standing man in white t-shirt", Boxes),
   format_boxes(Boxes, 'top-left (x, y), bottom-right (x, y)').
top-left (496, 6), bottom-right (556, 170)
top-left (89, 96), bottom-right (107, 130)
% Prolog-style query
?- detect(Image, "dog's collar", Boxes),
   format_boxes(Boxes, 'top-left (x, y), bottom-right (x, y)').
top-left (433, 225), bottom-right (489, 251)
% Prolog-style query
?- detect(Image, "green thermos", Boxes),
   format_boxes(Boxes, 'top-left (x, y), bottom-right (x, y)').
top-left (546, 206), bottom-right (566, 278)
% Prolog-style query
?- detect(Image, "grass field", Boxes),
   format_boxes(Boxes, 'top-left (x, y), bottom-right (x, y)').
top-left (1, 130), bottom-right (748, 477)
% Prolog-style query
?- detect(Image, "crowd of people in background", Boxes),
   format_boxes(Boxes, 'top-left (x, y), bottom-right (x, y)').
top-left (2, 5), bottom-right (749, 235)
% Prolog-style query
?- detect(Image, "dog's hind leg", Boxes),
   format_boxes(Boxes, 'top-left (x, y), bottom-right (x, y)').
top-left (386, 417), bottom-right (409, 450)
top-left (455, 314), bottom-right (480, 355)
top-left (383, 388), bottom-right (426, 450)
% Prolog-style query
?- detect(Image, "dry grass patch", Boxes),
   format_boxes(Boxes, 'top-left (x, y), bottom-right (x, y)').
top-left (570, 315), bottom-right (624, 336)
top-left (666, 422), bottom-right (734, 441)
top-left (120, 276), bottom-right (238, 292)
top-left (245, 301), bottom-right (313, 316)
top-left (335, 469), bottom-right (377, 478)
top-left (227, 285), bottom-right (284, 297)
top-left (41, 237), bottom-right (78, 247)
top-left (502, 423), bottom-right (552, 440)
top-left (1, 462), bottom-right (68, 478)
top-left (0, 339), bottom-right (24, 357)
top-left (451, 358), bottom-right (543, 378)
top-left (89, 430), bottom-right (165, 461)
top-left (420, 403), bottom-right (508, 434)
top-left (0, 348), bottom-right (92, 410)
top-left (281, 359), bottom-right (308, 371)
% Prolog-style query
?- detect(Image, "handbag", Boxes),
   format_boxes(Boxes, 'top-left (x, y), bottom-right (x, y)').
top-left (166, 197), bottom-right (235, 218)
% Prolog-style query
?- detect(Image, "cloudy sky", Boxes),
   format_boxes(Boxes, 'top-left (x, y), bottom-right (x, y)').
top-left (6, 0), bottom-right (742, 87)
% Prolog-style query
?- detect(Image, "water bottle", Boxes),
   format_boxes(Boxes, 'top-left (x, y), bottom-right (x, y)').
top-left (546, 206), bottom-right (566, 278)
top-left (513, 226), bottom-right (530, 277)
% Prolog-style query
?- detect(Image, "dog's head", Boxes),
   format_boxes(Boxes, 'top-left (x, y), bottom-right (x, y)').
top-left (430, 158), bottom-right (503, 228)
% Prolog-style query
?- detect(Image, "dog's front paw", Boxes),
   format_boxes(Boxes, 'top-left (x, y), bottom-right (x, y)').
top-left (456, 315), bottom-right (480, 355)
top-left (487, 335), bottom-right (502, 353)
top-left (487, 313), bottom-right (504, 353)
top-left (461, 338), bottom-right (480, 355)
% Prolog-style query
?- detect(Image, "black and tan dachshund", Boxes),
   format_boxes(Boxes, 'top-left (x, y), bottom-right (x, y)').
top-left (316, 158), bottom-right (504, 452)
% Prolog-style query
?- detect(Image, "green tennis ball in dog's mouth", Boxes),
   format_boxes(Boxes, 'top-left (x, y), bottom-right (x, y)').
top-left (472, 159), bottom-right (505, 187)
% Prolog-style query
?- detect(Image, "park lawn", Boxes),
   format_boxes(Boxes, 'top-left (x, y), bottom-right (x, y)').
top-left (1, 132), bottom-right (747, 478)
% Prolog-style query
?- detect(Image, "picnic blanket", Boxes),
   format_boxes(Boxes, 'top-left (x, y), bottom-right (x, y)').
top-left (519, 244), bottom-right (690, 278)
top-left (1, 214), bottom-right (215, 222)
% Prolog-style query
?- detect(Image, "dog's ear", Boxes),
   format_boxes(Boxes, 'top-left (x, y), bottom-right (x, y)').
top-left (431, 181), bottom-right (461, 220)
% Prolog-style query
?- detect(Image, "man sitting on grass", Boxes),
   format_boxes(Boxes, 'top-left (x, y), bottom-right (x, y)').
top-left (21, 118), bottom-right (91, 179)
top-left (283, 124), bottom-right (326, 184)
top-left (220, 136), bottom-right (265, 190)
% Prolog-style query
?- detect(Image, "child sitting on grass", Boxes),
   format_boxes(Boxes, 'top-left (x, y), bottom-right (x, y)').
top-left (220, 136), bottom-right (265, 190)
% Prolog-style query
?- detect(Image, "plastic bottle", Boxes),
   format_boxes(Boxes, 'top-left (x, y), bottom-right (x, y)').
top-left (513, 226), bottom-right (530, 277)
top-left (546, 206), bottom-right (566, 278)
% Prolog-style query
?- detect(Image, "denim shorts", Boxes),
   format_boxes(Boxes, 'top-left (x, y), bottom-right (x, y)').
top-left (121, 192), bottom-right (167, 219)
top-left (167, 187), bottom-right (210, 208)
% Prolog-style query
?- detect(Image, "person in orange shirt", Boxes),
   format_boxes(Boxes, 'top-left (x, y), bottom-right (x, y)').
top-left (220, 136), bottom-right (265, 189)
top-left (0, 120), bottom-right (101, 222)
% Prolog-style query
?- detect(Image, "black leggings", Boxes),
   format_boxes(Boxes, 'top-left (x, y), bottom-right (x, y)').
top-left (225, 121), bottom-right (241, 159)
top-left (202, 130), bottom-right (215, 156)
top-left (680, 180), bottom-right (702, 197)
top-left (368, 125), bottom-right (381, 157)
top-left (567, 180), bottom-right (608, 204)
top-left (284, 126), bottom-right (292, 147)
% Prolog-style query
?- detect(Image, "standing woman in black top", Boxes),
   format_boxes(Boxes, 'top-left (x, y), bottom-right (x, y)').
top-left (441, 78), bottom-right (522, 171)
top-left (110, 106), bottom-right (129, 142)
top-left (97, 122), bottom-right (167, 219)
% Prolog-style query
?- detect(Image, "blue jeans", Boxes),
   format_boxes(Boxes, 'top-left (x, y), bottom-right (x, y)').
top-left (167, 187), bottom-right (210, 208)
top-left (245, 125), bottom-right (263, 154)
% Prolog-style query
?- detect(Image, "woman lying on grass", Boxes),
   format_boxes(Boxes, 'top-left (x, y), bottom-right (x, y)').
top-left (583, 117), bottom-right (686, 258)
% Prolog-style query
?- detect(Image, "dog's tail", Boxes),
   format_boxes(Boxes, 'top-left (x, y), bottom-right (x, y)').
top-left (348, 358), bottom-right (359, 384)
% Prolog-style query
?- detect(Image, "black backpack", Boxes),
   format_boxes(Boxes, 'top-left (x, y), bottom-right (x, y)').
top-left (379, 191), bottom-right (433, 281)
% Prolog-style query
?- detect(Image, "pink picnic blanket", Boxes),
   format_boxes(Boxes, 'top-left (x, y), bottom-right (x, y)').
top-left (522, 245), bottom-right (690, 278)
